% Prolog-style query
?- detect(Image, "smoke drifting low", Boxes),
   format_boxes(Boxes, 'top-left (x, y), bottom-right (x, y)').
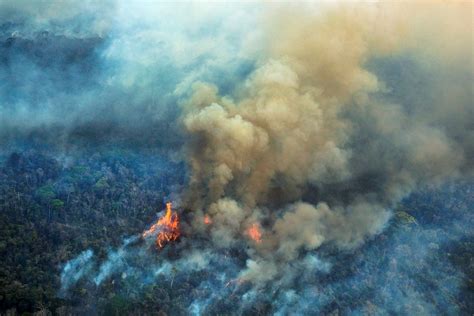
top-left (0, 1), bottom-right (258, 148)
top-left (4, 0), bottom-right (471, 314)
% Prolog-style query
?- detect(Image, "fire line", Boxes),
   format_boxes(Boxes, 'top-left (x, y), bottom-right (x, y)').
top-left (142, 202), bottom-right (180, 248)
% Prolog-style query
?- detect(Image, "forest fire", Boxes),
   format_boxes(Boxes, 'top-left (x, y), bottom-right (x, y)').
top-left (246, 223), bottom-right (262, 243)
top-left (142, 202), bottom-right (180, 248)
top-left (204, 214), bottom-right (212, 225)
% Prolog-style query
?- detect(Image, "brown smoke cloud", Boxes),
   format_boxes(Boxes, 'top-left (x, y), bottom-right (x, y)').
top-left (181, 1), bottom-right (473, 284)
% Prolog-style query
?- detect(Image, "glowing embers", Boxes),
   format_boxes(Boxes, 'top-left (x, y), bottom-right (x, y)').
top-left (142, 202), bottom-right (180, 248)
top-left (246, 223), bottom-right (262, 243)
top-left (204, 214), bottom-right (212, 225)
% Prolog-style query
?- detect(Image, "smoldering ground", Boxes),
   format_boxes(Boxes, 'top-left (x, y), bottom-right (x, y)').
top-left (59, 182), bottom-right (473, 314)
top-left (1, 0), bottom-right (473, 314)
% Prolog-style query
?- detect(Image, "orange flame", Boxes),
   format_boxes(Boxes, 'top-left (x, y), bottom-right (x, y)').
top-left (204, 214), bottom-right (212, 225)
top-left (246, 223), bottom-right (262, 243)
top-left (142, 202), bottom-right (180, 248)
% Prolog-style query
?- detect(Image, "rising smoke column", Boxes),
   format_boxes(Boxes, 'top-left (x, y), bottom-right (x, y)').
top-left (35, 0), bottom-right (473, 312)
top-left (182, 1), bottom-right (473, 283)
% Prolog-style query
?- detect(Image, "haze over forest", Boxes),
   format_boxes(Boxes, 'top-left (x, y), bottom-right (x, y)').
top-left (0, 1), bottom-right (472, 315)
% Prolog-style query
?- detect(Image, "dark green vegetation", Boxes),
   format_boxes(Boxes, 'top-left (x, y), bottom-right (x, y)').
top-left (0, 149), bottom-right (184, 315)
top-left (0, 148), bottom-right (472, 315)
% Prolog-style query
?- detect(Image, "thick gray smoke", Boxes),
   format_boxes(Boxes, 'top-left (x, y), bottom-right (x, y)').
top-left (181, 1), bottom-right (473, 283)
top-left (5, 0), bottom-right (469, 313)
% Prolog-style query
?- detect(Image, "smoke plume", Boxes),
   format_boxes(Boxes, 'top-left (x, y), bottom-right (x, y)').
top-left (182, 1), bottom-right (473, 284)
top-left (2, 0), bottom-right (468, 313)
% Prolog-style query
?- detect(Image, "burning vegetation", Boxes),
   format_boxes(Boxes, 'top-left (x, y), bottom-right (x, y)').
top-left (204, 214), bottom-right (212, 225)
top-left (246, 223), bottom-right (262, 244)
top-left (142, 202), bottom-right (180, 248)
top-left (20, 0), bottom-right (469, 314)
